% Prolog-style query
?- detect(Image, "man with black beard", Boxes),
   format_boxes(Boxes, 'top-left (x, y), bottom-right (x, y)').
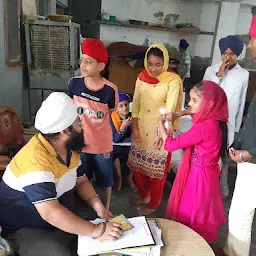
top-left (0, 92), bottom-right (123, 256)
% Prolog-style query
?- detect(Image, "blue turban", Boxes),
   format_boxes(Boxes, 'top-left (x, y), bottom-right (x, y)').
top-left (219, 35), bottom-right (244, 56)
top-left (118, 92), bottom-right (131, 103)
top-left (179, 39), bottom-right (189, 49)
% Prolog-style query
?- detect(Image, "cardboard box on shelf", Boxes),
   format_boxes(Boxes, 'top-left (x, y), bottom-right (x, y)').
top-left (108, 59), bottom-right (143, 95)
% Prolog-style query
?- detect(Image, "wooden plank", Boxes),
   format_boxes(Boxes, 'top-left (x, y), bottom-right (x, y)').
top-left (93, 20), bottom-right (214, 35)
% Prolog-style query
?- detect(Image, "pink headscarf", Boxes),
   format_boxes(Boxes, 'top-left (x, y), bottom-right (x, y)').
top-left (165, 81), bottom-right (228, 220)
top-left (192, 81), bottom-right (228, 124)
top-left (250, 16), bottom-right (256, 40)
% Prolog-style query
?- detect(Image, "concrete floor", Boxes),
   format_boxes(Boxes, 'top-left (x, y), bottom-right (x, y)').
top-left (87, 166), bottom-right (256, 256)
top-left (24, 127), bottom-right (256, 254)
top-left (22, 125), bottom-right (256, 255)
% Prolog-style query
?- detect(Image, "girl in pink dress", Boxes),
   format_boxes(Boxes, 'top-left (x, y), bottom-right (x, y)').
top-left (157, 80), bottom-right (228, 242)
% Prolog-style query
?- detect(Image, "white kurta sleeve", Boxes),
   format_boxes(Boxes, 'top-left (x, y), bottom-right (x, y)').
top-left (203, 66), bottom-right (222, 85)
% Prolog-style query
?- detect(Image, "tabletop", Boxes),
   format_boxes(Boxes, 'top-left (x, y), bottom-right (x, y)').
top-left (156, 218), bottom-right (215, 256)
top-left (99, 218), bottom-right (214, 256)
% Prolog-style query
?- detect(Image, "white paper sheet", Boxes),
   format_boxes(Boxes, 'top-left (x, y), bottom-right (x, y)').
top-left (113, 142), bottom-right (132, 146)
top-left (117, 246), bottom-right (161, 256)
top-left (77, 216), bottom-right (155, 256)
top-left (114, 221), bottom-right (163, 256)
top-left (148, 222), bottom-right (163, 247)
top-left (116, 247), bottom-right (151, 256)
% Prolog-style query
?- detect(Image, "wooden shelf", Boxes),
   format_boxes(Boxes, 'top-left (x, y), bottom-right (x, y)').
top-left (93, 20), bottom-right (214, 36)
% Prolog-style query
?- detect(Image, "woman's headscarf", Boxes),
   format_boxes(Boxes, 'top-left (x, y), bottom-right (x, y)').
top-left (138, 44), bottom-right (183, 129)
top-left (192, 81), bottom-right (228, 124)
top-left (165, 81), bottom-right (228, 220)
top-left (139, 44), bottom-right (179, 84)
top-left (144, 44), bottom-right (170, 83)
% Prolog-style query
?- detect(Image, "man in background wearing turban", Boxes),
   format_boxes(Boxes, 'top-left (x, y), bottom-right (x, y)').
top-left (204, 35), bottom-right (249, 199)
top-left (177, 39), bottom-right (191, 94)
top-left (223, 16), bottom-right (256, 256)
top-left (0, 93), bottom-right (122, 256)
top-left (68, 38), bottom-right (118, 211)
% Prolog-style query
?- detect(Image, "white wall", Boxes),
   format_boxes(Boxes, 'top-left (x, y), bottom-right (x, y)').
top-left (236, 4), bottom-right (253, 35)
top-left (211, 2), bottom-right (253, 64)
top-left (101, 0), bottom-right (255, 60)
top-left (211, 1), bottom-right (241, 65)
top-left (241, 0), bottom-right (256, 5)
top-left (101, 0), bottom-right (218, 58)
top-left (49, 0), bottom-right (56, 14)
top-left (101, 25), bottom-right (213, 58)
top-left (102, 0), bottom-right (217, 30)
top-left (0, 0), bottom-right (25, 119)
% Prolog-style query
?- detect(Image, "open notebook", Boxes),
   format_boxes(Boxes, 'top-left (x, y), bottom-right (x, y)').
top-left (77, 216), bottom-right (155, 256)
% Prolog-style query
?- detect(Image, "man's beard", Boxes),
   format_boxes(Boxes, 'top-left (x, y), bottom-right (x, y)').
top-left (65, 130), bottom-right (85, 153)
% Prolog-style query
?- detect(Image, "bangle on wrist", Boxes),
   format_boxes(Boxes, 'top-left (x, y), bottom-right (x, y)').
top-left (93, 222), bottom-right (106, 239)
top-left (86, 194), bottom-right (100, 203)
top-left (239, 152), bottom-right (248, 163)
top-left (156, 125), bottom-right (161, 138)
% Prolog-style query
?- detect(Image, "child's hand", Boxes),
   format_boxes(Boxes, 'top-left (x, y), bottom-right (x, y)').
top-left (229, 148), bottom-right (252, 163)
top-left (132, 127), bottom-right (142, 142)
top-left (166, 112), bottom-right (178, 121)
top-left (120, 117), bottom-right (132, 132)
top-left (157, 117), bottom-right (171, 142)
top-left (217, 56), bottom-right (229, 77)
top-left (158, 115), bottom-right (166, 125)
top-left (153, 137), bottom-right (163, 150)
top-left (229, 148), bottom-right (241, 163)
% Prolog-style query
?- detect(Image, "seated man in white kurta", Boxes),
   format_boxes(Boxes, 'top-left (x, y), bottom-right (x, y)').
top-left (203, 35), bottom-right (249, 198)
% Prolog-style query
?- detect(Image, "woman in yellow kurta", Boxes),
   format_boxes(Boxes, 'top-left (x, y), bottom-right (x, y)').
top-left (127, 44), bottom-right (183, 215)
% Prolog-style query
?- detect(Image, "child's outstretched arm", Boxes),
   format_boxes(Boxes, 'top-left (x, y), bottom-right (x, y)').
top-left (165, 123), bottom-right (205, 152)
top-left (165, 108), bottom-right (192, 122)
top-left (157, 115), bottom-right (172, 142)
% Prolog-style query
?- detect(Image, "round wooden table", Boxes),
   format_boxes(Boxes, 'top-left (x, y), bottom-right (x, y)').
top-left (156, 218), bottom-right (215, 256)
top-left (99, 218), bottom-right (215, 256)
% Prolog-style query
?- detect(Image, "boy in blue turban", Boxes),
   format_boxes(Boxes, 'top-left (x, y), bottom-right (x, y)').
top-left (204, 35), bottom-right (249, 198)
top-left (110, 92), bottom-right (134, 191)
